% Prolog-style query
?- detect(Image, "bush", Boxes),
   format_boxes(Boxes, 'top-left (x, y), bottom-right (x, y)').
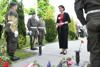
top-left (18, 35), bottom-right (26, 49)
top-left (68, 16), bottom-right (76, 40)
top-left (44, 7), bottom-right (57, 42)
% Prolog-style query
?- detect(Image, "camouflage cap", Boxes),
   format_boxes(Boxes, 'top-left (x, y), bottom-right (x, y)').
top-left (10, 1), bottom-right (18, 5)
top-left (38, 16), bottom-right (42, 18)
top-left (32, 12), bottom-right (36, 15)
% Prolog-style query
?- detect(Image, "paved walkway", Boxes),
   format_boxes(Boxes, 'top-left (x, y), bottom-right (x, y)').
top-left (13, 38), bottom-right (90, 67)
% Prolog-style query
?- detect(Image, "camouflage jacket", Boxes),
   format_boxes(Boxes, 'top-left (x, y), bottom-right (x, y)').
top-left (5, 8), bottom-right (18, 33)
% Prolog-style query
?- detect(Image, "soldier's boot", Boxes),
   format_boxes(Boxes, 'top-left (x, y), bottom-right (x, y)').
top-left (39, 42), bottom-right (42, 56)
top-left (30, 37), bottom-right (38, 50)
top-left (39, 42), bottom-right (44, 46)
top-left (31, 44), bottom-right (38, 50)
top-left (10, 55), bottom-right (20, 61)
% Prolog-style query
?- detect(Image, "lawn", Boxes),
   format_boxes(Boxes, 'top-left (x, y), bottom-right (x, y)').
top-left (15, 49), bottom-right (35, 60)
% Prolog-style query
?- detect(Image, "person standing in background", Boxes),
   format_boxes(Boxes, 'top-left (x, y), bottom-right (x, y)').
top-left (0, 22), bottom-right (3, 39)
top-left (56, 5), bottom-right (71, 55)
top-left (38, 16), bottom-right (46, 46)
top-left (27, 12), bottom-right (38, 50)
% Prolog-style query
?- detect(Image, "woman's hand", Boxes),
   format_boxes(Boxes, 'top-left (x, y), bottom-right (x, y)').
top-left (57, 23), bottom-right (61, 26)
top-left (57, 23), bottom-right (65, 26)
top-left (64, 21), bottom-right (68, 24)
top-left (59, 23), bottom-right (64, 25)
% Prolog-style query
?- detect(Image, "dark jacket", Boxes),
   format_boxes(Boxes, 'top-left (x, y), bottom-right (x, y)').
top-left (27, 17), bottom-right (38, 31)
top-left (56, 12), bottom-right (71, 30)
top-left (0, 25), bottom-right (3, 33)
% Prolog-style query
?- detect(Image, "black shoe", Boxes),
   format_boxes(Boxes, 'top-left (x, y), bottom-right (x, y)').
top-left (31, 48), bottom-right (38, 50)
top-left (39, 42), bottom-right (44, 46)
top-left (60, 52), bottom-right (64, 54)
top-left (63, 52), bottom-right (67, 55)
top-left (40, 44), bottom-right (44, 46)
top-left (11, 56), bottom-right (20, 61)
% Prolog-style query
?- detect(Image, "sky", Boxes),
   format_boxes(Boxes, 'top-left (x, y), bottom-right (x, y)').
top-left (17, 0), bottom-right (80, 24)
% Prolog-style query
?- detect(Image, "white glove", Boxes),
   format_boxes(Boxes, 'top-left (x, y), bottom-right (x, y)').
top-left (8, 21), bottom-right (12, 24)
top-left (14, 31), bottom-right (18, 37)
top-left (45, 30), bottom-right (46, 34)
top-left (30, 31), bottom-right (32, 35)
top-left (37, 30), bottom-right (39, 35)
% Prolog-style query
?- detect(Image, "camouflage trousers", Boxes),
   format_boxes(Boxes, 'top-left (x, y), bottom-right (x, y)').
top-left (30, 30), bottom-right (38, 48)
top-left (38, 30), bottom-right (45, 44)
top-left (6, 32), bottom-right (18, 56)
top-left (86, 12), bottom-right (100, 67)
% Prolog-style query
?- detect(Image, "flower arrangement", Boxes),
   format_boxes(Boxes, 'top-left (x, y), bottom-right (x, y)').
top-left (0, 48), bottom-right (12, 67)
top-left (25, 57), bottom-right (74, 67)
top-left (57, 57), bottom-right (74, 67)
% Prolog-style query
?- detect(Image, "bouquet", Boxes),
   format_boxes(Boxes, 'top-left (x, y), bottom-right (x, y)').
top-left (57, 57), bottom-right (74, 67)
top-left (0, 48), bottom-right (12, 67)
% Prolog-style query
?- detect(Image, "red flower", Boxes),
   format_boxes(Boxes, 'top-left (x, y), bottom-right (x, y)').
top-left (81, 40), bottom-right (84, 43)
top-left (3, 62), bottom-right (9, 67)
top-left (0, 59), bottom-right (2, 64)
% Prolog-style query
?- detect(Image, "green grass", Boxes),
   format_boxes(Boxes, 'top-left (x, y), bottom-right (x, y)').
top-left (15, 49), bottom-right (35, 60)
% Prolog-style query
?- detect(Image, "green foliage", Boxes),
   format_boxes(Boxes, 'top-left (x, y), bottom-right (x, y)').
top-left (68, 16), bottom-right (76, 40)
top-left (0, 0), bottom-right (9, 23)
top-left (37, 0), bottom-right (50, 18)
top-left (24, 8), bottom-right (35, 15)
top-left (18, 35), bottom-right (26, 49)
top-left (17, 0), bottom-right (26, 48)
top-left (44, 8), bottom-right (57, 42)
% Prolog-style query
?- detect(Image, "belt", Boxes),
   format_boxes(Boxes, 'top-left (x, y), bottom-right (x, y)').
top-left (30, 27), bottom-right (37, 29)
top-left (38, 27), bottom-right (45, 29)
top-left (87, 9), bottom-right (100, 15)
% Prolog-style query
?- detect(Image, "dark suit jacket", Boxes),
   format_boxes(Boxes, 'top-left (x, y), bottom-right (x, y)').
top-left (0, 25), bottom-right (3, 33)
top-left (56, 12), bottom-right (71, 30)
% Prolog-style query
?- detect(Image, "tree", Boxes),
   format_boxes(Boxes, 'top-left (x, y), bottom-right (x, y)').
top-left (17, 0), bottom-right (26, 48)
top-left (68, 16), bottom-right (76, 40)
top-left (44, 7), bottom-right (57, 42)
top-left (37, 0), bottom-right (50, 18)
top-left (24, 8), bottom-right (35, 15)
top-left (0, 0), bottom-right (9, 23)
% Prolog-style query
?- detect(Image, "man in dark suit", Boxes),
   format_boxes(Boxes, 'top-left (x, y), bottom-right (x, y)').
top-left (75, 0), bottom-right (100, 67)
top-left (0, 22), bottom-right (3, 39)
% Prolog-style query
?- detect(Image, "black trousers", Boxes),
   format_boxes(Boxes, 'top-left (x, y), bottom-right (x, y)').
top-left (58, 27), bottom-right (68, 49)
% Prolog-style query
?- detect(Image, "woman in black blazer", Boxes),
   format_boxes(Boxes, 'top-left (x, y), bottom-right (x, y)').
top-left (56, 5), bottom-right (71, 55)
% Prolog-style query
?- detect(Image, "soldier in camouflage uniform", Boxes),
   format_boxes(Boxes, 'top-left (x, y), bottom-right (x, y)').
top-left (38, 16), bottom-right (46, 46)
top-left (5, 1), bottom-right (20, 61)
top-left (27, 12), bottom-right (38, 50)
top-left (75, 0), bottom-right (100, 67)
